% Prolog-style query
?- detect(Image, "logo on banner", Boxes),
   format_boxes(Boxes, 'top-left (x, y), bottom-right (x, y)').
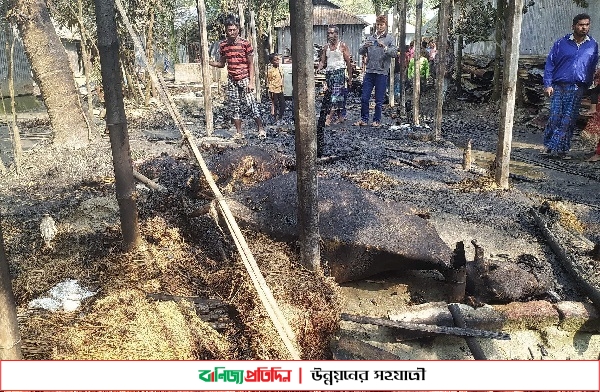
top-left (198, 366), bottom-right (293, 384)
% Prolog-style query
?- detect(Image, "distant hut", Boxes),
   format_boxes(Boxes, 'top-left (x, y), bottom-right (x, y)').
top-left (275, 0), bottom-right (367, 64)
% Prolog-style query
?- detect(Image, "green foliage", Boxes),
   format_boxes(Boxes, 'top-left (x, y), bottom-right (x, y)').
top-left (329, 0), bottom-right (373, 14)
top-left (454, 0), bottom-right (495, 45)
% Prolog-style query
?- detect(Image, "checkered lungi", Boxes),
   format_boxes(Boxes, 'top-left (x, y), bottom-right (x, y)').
top-left (543, 83), bottom-right (585, 153)
top-left (326, 68), bottom-right (346, 109)
top-left (227, 77), bottom-right (261, 120)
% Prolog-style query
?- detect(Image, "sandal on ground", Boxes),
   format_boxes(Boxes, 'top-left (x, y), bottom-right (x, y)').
top-left (371, 121), bottom-right (381, 128)
top-left (586, 154), bottom-right (600, 162)
top-left (258, 129), bottom-right (267, 139)
top-left (232, 132), bottom-right (245, 141)
top-left (325, 114), bottom-right (334, 126)
top-left (353, 120), bottom-right (368, 126)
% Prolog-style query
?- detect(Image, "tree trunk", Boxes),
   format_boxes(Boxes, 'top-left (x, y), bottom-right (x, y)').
top-left (77, 0), bottom-right (94, 116)
top-left (14, 0), bottom-right (89, 148)
top-left (494, 0), bottom-right (524, 189)
top-left (94, 0), bottom-right (142, 251)
top-left (491, 0), bottom-right (506, 102)
top-left (238, 4), bottom-right (246, 38)
top-left (0, 215), bottom-right (22, 360)
top-left (290, 0), bottom-right (320, 272)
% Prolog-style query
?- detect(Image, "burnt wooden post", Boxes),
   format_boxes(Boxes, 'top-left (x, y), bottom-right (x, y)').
top-left (0, 216), bottom-right (22, 359)
top-left (290, 0), bottom-right (320, 271)
top-left (95, 0), bottom-right (142, 250)
top-left (494, 0), bottom-right (523, 189)
top-left (456, 35), bottom-right (463, 95)
top-left (447, 241), bottom-right (466, 303)
top-left (196, 0), bottom-right (214, 135)
top-left (412, 0), bottom-right (423, 126)
top-left (434, 0), bottom-right (450, 140)
top-left (316, 89), bottom-right (332, 157)
top-left (448, 303), bottom-right (487, 360)
top-left (397, 0), bottom-right (407, 117)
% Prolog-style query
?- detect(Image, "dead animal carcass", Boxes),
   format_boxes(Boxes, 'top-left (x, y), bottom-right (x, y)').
top-left (222, 173), bottom-right (453, 283)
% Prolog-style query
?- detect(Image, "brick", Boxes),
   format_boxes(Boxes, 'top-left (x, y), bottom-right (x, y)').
top-left (555, 301), bottom-right (600, 332)
top-left (493, 300), bottom-right (559, 330)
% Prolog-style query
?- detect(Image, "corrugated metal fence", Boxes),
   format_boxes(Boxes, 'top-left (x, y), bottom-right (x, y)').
top-left (464, 0), bottom-right (599, 56)
top-left (0, 23), bottom-right (35, 96)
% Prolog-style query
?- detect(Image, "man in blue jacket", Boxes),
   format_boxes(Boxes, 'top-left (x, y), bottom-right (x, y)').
top-left (543, 13), bottom-right (598, 159)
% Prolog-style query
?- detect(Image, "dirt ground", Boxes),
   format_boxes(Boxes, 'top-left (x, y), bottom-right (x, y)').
top-left (1, 83), bottom-right (600, 360)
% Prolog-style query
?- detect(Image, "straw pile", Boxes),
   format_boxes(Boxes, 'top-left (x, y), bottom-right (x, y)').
top-left (14, 197), bottom-right (340, 360)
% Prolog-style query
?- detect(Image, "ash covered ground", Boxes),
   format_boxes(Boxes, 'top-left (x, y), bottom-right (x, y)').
top-left (1, 84), bottom-right (599, 359)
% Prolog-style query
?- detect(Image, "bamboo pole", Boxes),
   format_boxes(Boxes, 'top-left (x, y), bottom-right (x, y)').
top-left (7, 25), bottom-right (22, 174)
top-left (115, 0), bottom-right (300, 359)
top-left (0, 214), bottom-right (22, 360)
top-left (397, 0), bottom-right (407, 117)
top-left (412, 0), bottom-right (423, 126)
top-left (249, 10), bottom-right (261, 102)
top-left (77, 0), bottom-right (93, 117)
top-left (196, 0), bottom-right (214, 135)
top-left (144, 0), bottom-right (156, 106)
top-left (0, 86), bottom-right (10, 175)
top-left (389, 5), bottom-right (398, 108)
top-left (434, 0), bottom-right (450, 139)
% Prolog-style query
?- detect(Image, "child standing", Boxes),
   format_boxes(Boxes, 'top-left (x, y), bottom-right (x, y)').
top-left (407, 49), bottom-right (430, 91)
top-left (267, 53), bottom-right (285, 124)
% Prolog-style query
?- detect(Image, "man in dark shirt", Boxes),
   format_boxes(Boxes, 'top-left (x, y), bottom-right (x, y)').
top-left (210, 15), bottom-right (265, 140)
top-left (542, 13), bottom-right (598, 158)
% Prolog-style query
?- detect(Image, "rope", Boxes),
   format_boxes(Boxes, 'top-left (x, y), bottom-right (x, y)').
top-left (114, 0), bottom-right (300, 360)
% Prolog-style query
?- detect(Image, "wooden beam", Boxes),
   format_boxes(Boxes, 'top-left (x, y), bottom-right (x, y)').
top-left (341, 313), bottom-right (510, 340)
top-left (494, 0), bottom-right (524, 188)
top-left (290, 0), bottom-right (320, 271)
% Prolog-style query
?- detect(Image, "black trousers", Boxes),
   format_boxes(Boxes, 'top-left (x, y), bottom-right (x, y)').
top-left (270, 92), bottom-right (285, 119)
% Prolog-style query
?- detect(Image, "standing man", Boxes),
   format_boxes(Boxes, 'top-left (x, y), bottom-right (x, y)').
top-left (210, 15), bottom-right (265, 140)
top-left (354, 15), bottom-right (397, 127)
top-left (543, 13), bottom-right (598, 158)
top-left (317, 25), bottom-right (353, 125)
